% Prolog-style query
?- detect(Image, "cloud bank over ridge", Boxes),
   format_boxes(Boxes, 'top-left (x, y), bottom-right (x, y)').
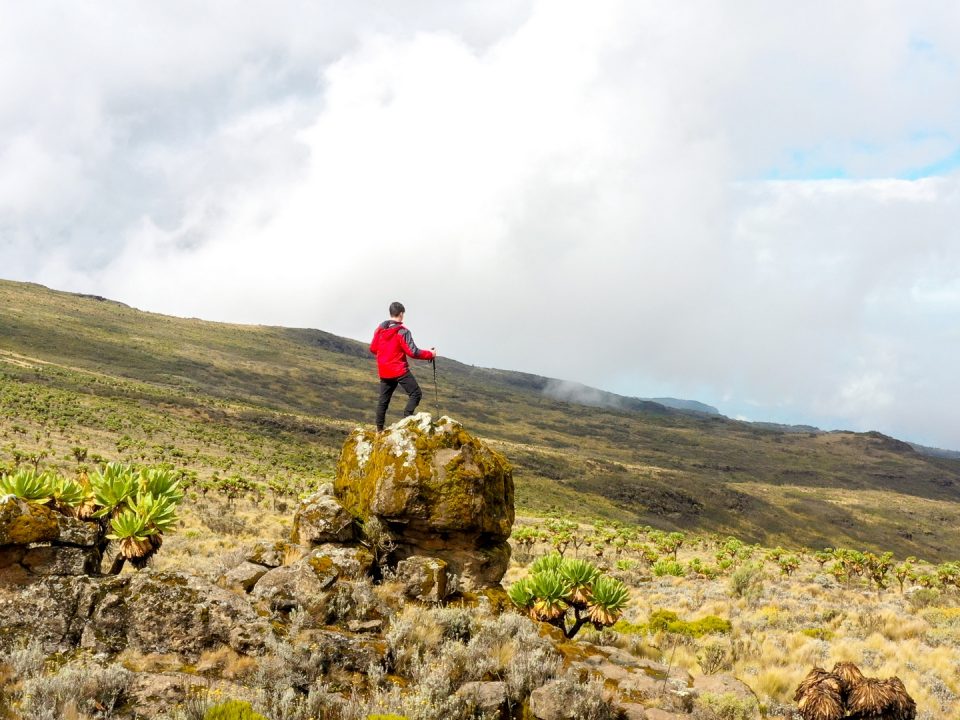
top-left (1, 1), bottom-right (959, 448)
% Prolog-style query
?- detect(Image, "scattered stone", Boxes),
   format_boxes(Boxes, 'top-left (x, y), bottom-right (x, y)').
top-left (457, 681), bottom-right (509, 718)
top-left (299, 628), bottom-right (386, 673)
top-left (618, 704), bottom-right (649, 720)
top-left (81, 570), bottom-right (270, 660)
top-left (529, 680), bottom-right (568, 720)
top-left (692, 673), bottom-right (760, 718)
top-left (292, 490), bottom-right (356, 544)
top-left (252, 555), bottom-right (338, 614)
top-left (309, 544), bottom-right (374, 579)
top-left (0, 574), bottom-right (102, 652)
top-left (220, 561), bottom-right (269, 592)
top-left (0, 545), bottom-right (24, 568)
top-left (347, 619), bottom-right (383, 633)
top-left (572, 645), bottom-right (693, 708)
top-left (245, 540), bottom-right (302, 568)
top-left (396, 555), bottom-right (448, 602)
top-left (692, 672), bottom-right (758, 700)
top-left (0, 498), bottom-right (60, 545)
top-left (643, 709), bottom-right (687, 720)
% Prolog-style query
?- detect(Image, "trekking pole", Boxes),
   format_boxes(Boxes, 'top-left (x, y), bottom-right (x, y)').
top-left (431, 357), bottom-right (440, 419)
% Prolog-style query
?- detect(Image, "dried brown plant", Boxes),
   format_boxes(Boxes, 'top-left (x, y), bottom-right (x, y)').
top-left (794, 667), bottom-right (844, 720)
top-left (832, 660), bottom-right (866, 701)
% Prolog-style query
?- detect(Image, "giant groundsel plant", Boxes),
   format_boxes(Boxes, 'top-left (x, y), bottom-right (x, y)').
top-left (508, 553), bottom-right (630, 638)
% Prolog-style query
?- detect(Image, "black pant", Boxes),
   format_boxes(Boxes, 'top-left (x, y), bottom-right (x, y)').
top-left (376, 371), bottom-right (422, 431)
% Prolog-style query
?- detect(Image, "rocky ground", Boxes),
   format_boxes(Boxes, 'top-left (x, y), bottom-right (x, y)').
top-left (1, 415), bottom-right (955, 720)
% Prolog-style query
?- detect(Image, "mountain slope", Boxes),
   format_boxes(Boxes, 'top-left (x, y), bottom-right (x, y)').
top-left (1, 278), bottom-right (959, 560)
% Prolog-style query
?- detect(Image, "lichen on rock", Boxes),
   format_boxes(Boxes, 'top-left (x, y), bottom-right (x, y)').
top-left (0, 497), bottom-right (60, 545)
top-left (333, 413), bottom-right (515, 590)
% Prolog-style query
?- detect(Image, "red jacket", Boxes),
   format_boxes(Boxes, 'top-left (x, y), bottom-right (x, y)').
top-left (370, 320), bottom-right (434, 379)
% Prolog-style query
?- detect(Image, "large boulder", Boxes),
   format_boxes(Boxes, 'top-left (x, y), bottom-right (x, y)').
top-left (334, 414), bottom-right (514, 590)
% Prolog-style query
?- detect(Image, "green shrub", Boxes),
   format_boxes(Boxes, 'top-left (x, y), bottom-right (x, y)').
top-left (652, 559), bottom-right (684, 577)
top-left (611, 619), bottom-right (647, 635)
top-left (683, 616), bottom-right (732, 637)
top-left (204, 699), bottom-right (268, 720)
top-left (647, 610), bottom-right (731, 638)
top-left (728, 563), bottom-right (764, 601)
top-left (800, 627), bottom-right (835, 641)
top-left (648, 609), bottom-right (680, 633)
top-left (698, 691), bottom-right (759, 720)
top-left (906, 587), bottom-right (941, 611)
top-left (688, 557), bottom-right (721, 579)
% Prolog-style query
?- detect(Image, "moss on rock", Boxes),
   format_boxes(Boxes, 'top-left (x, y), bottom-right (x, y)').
top-left (334, 414), bottom-right (514, 539)
top-left (0, 498), bottom-right (60, 545)
top-left (333, 414), bottom-right (515, 589)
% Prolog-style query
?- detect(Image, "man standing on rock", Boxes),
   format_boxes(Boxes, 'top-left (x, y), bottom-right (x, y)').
top-left (370, 301), bottom-right (436, 432)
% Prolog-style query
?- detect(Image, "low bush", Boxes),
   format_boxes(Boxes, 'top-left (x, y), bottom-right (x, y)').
top-left (697, 691), bottom-right (759, 720)
top-left (205, 700), bottom-right (268, 720)
top-left (653, 559), bottom-right (685, 577)
top-left (728, 563), bottom-right (764, 602)
top-left (800, 627), bottom-right (835, 641)
top-left (649, 610), bottom-right (731, 638)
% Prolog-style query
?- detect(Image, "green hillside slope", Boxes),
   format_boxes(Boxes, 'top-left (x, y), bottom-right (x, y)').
top-left (1, 279), bottom-right (958, 560)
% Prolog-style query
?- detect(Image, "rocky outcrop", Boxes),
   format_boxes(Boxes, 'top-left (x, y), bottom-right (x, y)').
top-left (0, 569), bottom-right (269, 659)
top-left (334, 413), bottom-right (514, 591)
top-left (0, 498), bottom-right (103, 577)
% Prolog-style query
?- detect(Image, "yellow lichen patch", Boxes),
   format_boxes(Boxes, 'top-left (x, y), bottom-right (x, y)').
top-left (0, 498), bottom-right (60, 545)
top-left (308, 554), bottom-right (336, 579)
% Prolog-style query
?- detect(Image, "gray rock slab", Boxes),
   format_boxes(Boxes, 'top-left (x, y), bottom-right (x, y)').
top-left (22, 545), bottom-right (101, 576)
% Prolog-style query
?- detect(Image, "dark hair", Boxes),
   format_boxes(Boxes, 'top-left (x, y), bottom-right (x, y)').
top-left (389, 301), bottom-right (405, 317)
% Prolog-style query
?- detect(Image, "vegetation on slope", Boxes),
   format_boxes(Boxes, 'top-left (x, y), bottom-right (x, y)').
top-left (1, 279), bottom-right (959, 560)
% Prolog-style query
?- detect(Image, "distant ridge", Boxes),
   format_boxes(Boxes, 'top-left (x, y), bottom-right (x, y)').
top-left (540, 379), bottom-right (706, 416)
top-left (910, 442), bottom-right (960, 460)
top-left (646, 397), bottom-right (720, 415)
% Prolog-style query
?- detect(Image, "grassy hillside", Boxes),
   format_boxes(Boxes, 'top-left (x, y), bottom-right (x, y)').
top-left (1, 278), bottom-right (959, 561)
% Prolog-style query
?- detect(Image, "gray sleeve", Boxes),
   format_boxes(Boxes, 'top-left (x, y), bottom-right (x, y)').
top-left (398, 327), bottom-right (421, 356)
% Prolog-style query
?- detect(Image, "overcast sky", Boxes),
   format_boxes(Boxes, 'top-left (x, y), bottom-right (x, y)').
top-left (2, 2), bottom-right (959, 449)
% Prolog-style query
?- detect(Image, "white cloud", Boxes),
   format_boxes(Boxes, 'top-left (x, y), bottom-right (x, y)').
top-left (2, 1), bottom-right (960, 448)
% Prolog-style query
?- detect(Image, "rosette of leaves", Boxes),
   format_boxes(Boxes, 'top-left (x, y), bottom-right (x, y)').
top-left (529, 570), bottom-right (570, 622)
top-left (49, 475), bottom-right (94, 515)
top-left (559, 558), bottom-right (599, 608)
top-left (107, 509), bottom-right (154, 562)
top-left (0, 468), bottom-right (55, 504)
top-left (138, 467), bottom-right (184, 505)
top-left (90, 463), bottom-right (138, 518)
top-left (507, 577), bottom-right (536, 613)
top-left (587, 575), bottom-right (630, 627)
top-left (530, 552), bottom-right (564, 575)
